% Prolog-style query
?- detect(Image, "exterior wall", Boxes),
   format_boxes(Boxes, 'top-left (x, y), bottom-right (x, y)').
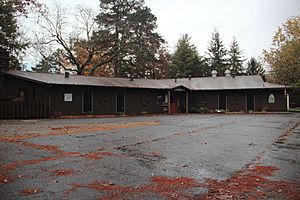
top-left (189, 91), bottom-right (218, 111)
top-left (227, 91), bottom-right (246, 112)
top-left (49, 86), bottom-right (166, 116)
top-left (50, 85), bottom-right (119, 116)
top-left (125, 89), bottom-right (166, 114)
top-left (0, 74), bottom-right (50, 119)
top-left (188, 89), bottom-right (286, 112)
top-left (0, 74), bottom-right (49, 103)
top-left (256, 89), bottom-right (286, 112)
top-left (93, 87), bottom-right (116, 115)
top-left (50, 85), bottom-right (84, 116)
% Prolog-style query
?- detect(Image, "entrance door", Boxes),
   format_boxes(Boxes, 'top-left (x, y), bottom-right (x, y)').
top-left (170, 91), bottom-right (186, 113)
top-left (247, 93), bottom-right (255, 111)
top-left (116, 91), bottom-right (125, 113)
top-left (177, 93), bottom-right (186, 113)
top-left (83, 89), bottom-right (93, 113)
top-left (219, 93), bottom-right (227, 110)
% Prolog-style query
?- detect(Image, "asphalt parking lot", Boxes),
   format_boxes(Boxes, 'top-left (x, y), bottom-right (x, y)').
top-left (0, 114), bottom-right (300, 199)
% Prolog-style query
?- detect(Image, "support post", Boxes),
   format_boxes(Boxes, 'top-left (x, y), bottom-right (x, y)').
top-left (186, 91), bottom-right (189, 113)
top-left (286, 94), bottom-right (289, 111)
top-left (168, 90), bottom-right (171, 115)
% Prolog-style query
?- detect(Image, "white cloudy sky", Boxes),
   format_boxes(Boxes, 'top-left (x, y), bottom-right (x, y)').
top-left (37, 0), bottom-right (300, 59)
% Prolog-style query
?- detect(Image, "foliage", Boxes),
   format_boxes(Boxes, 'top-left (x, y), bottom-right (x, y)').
top-left (0, 1), bottom-right (26, 69)
top-left (31, 56), bottom-right (57, 73)
top-left (246, 57), bottom-right (266, 80)
top-left (0, 0), bottom-right (41, 69)
top-left (207, 29), bottom-right (227, 76)
top-left (34, 4), bottom-right (117, 75)
top-left (170, 34), bottom-right (208, 78)
top-left (263, 16), bottom-right (300, 86)
top-left (96, 0), bottom-right (165, 78)
top-left (228, 38), bottom-right (245, 75)
top-left (146, 46), bottom-right (171, 79)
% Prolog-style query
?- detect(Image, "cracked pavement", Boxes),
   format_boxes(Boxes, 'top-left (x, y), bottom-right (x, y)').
top-left (0, 114), bottom-right (300, 199)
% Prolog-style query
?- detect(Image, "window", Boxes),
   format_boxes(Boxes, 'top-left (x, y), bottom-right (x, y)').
top-left (83, 89), bottom-right (93, 113)
top-left (18, 88), bottom-right (27, 101)
top-left (116, 91), bottom-right (125, 113)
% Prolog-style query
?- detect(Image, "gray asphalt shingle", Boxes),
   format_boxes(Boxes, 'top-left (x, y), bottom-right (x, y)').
top-left (2, 70), bottom-right (285, 90)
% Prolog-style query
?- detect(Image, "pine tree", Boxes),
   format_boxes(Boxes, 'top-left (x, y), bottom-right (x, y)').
top-left (246, 57), bottom-right (266, 80)
top-left (31, 57), bottom-right (57, 73)
top-left (170, 34), bottom-right (207, 78)
top-left (0, 0), bottom-right (25, 69)
top-left (207, 29), bottom-right (227, 76)
top-left (228, 37), bottom-right (246, 75)
top-left (95, 0), bottom-right (165, 78)
top-left (0, 0), bottom-right (40, 69)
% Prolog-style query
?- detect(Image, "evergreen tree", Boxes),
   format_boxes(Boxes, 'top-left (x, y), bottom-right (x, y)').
top-left (228, 38), bottom-right (245, 75)
top-left (207, 29), bottom-right (227, 76)
top-left (0, 0), bottom-right (40, 69)
top-left (246, 57), bottom-right (266, 80)
top-left (95, 0), bottom-right (165, 78)
top-left (0, 0), bottom-right (26, 69)
top-left (170, 34), bottom-right (207, 78)
top-left (31, 57), bottom-right (57, 73)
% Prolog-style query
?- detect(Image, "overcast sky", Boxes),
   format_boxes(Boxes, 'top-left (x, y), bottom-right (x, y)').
top-left (38, 0), bottom-right (300, 60)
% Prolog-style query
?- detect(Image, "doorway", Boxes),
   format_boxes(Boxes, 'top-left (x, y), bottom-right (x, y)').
top-left (219, 93), bottom-right (227, 110)
top-left (116, 91), bottom-right (125, 113)
top-left (247, 93), bottom-right (255, 111)
top-left (83, 89), bottom-right (93, 113)
top-left (170, 91), bottom-right (186, 113)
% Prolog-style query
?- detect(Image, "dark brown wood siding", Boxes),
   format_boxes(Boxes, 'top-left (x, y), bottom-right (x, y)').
top-left (189, 91), bottom-right (219, 111)
top-left (188, 89), bottom-right (286, 112)
top-left (0, 74), bottom-right (49, 119)
top-left (49, 86), bottom-right (167, 116)
top-left (256, 89), bottom-right (286, 111)
top-left (49, 85), bottom-right (83, 116)
top-left (93, 87), bottom-right (116, 115)
top-left (125, 89), bottom-right (166, 114)
top-left (50, 86), bottom-right (118, 116)
top-left (227, 91), bottom-right (246, 111)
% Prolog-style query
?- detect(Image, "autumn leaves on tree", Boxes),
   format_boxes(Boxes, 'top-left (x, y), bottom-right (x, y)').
top-left (32, 0), bottom-right (167, 78)
top-left (1, 0), bottom-right (299, 84)
top-left (263, 16), bottom-right (300, 86)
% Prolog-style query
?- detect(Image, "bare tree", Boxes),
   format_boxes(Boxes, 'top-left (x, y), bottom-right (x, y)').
top-left (33, 2), bottom-right (118, 75)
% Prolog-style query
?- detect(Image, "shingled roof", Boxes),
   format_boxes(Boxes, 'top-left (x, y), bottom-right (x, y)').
top-left (2, 70), bottom-right (285, 90)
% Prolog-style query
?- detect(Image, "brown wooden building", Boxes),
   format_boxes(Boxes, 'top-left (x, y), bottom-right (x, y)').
top-left (0, 70), bottom-right (287, 119)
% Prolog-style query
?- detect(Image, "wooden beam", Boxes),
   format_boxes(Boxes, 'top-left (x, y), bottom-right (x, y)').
top-left (168, 90), bottom-right (171, 115)
top-left (186, 91), bottom-right (189, 113)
